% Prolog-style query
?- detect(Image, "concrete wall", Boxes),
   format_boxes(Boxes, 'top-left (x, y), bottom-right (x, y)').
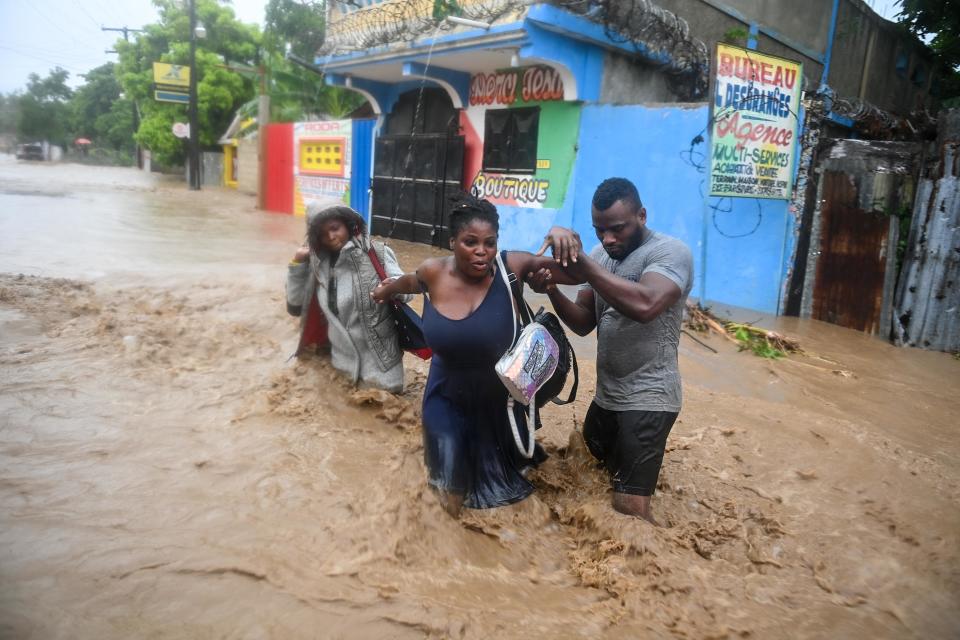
top-left (599, 51), bottom-right (679, 104)
top-left (720, 0), bottom-right (831, 52)
top-left (236, 137), bottom-right (259, 196)
top-left (828, 0), bottom-right (934, 112)
top-left (653, 0), bottom-right (935, 115)
top-left (493, 102), bottom-right (796, 314)
top-left (200, 152), bottom-right (223, 187)
top-left (654, 0), bottom-right (828, 91)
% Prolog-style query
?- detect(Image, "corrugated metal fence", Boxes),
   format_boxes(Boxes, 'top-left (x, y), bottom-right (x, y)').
top-left (892, 109), bottom-right (960, 352)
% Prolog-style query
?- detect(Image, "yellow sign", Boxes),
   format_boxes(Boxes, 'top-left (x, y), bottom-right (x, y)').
top-left (153, 62), bottom-right (190, 88)
top-left (709, 44), bottom-right (802, 199)
top-left (299, 138), bottom-right (346, 177)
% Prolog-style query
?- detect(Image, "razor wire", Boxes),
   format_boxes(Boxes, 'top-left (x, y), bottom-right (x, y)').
top-left (324, 0), bottom-right (708, 101)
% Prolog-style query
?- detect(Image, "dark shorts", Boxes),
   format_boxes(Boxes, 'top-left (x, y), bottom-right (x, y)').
top-left (583, 402), bottom-right (678, 496)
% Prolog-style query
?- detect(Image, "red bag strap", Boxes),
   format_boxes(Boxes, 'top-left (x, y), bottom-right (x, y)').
top-left (365, 239), bottom-right (389, 281)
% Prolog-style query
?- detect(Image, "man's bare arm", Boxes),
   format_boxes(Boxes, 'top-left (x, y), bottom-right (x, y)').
top-left (571, 255), bottom-right (681, 323)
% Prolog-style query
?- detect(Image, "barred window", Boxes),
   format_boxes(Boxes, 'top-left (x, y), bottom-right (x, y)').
top-left (482, 107), bottom-right (539, 174)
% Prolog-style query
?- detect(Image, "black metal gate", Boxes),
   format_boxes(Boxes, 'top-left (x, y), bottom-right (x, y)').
top-left (371, 133), bottom-right (464, 247)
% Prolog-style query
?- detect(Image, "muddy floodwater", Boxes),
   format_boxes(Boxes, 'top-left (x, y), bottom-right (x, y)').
top-left (1, 155), bottom-right (959, 639)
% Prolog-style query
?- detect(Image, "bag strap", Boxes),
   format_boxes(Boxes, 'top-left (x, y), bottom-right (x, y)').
top-left (507, 398), bottom-right (537, 459)
top-left (365, 239), bottom-right (388, 281)
top-left (499, 250), bottom-right (533, 327)
top-left (551, 346), bottom-right (579, 405)
top-left (495, 251), bottom-right (519, 347)
top-left (497, 252), bottom-right (536, 458)
top-left (366, 239), bottom-right (408, 311)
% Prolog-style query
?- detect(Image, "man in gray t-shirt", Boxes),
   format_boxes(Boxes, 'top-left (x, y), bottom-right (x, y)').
top-left (531, 178), bottom-right (693, 525)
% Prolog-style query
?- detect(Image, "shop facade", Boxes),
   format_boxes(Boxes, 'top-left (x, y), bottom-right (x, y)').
top-left (312, 1), bottom-right (798, 314)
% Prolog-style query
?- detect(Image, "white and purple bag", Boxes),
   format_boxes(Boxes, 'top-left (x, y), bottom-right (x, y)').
top-left (494, 253), bottom-right (559, 458)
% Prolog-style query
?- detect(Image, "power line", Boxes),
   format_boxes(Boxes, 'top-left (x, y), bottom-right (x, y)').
top-left (0, 41), bottom-right (107, 62)
top-left (24, 3), bottom-right (87, 47)
top-left (72, 0), bottom-right (102, 30)
top-left (0, 45), bottom-right (94, 72)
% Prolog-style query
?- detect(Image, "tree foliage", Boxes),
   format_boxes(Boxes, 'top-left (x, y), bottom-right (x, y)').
top-left (71, 63), bottom-right (135, 151)
top-left (259, 0), bottom-right (365, 122)
top-left (2, 0), bottom-right (368, 162)
top-left (16, 68), bottom-right (73, 147)
top-left (897, 0), bottom-right (960, 98)
top-left (116, 0), bottom-right (260, 166)
top-left (264, 0), bottom-right (326, 59)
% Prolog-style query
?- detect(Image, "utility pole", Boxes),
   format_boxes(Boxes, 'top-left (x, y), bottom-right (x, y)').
top-left (255, 49), bottom-right (269, 211)
top-left (187, 0), bottom-right (201, 190)
top-left (102, 26), bottom-right (144, 168)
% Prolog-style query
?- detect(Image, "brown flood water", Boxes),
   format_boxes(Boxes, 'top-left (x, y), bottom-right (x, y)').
top-left (1, 155), bottom-right (958, 639)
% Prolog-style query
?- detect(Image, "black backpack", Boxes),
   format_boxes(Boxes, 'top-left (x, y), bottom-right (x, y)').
top-left (505, 266), bottom-right (579, 408)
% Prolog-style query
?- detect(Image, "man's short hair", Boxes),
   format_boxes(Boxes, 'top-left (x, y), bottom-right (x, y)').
top-left (592, 177), bottom-right (643, 212)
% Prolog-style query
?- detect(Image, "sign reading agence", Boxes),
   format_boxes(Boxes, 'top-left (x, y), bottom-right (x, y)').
top-left (709, 44), bottom-right (802, 199)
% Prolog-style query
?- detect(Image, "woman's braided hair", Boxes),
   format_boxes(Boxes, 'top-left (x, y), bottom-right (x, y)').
top-left (449, 192), bottom-right (499, 238)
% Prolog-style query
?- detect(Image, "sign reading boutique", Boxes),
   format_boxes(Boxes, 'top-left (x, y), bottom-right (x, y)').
top-left (709, 44), bottom-right (802, 199)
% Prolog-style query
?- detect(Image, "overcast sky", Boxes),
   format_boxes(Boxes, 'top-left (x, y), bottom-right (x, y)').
top-left (0, 0), bottom-right (904, 95)
top-left (0, 0), bottom-right (267, 94)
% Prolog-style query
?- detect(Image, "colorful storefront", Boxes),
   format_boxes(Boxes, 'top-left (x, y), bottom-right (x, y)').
top-left (306, 1), bottom-right (801, 314)
top-left (263, 118), bottom-right (375, 217)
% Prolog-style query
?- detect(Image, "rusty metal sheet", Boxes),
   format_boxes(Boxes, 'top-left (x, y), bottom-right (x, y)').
top-left (812, 171), bottom-right (891, 333)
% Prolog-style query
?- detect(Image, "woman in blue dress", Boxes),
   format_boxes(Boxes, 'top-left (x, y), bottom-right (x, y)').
top-left (372, 194), bottom-right (582, 516)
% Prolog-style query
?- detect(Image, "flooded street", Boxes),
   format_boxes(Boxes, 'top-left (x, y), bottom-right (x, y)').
top-left (1, 155), bottom-right (958, 639)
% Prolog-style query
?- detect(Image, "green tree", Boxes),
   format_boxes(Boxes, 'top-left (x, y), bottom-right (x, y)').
top-left (116, 0), bottom-right (260, 166)
top-left (258, 0), bottom-right (364, 122)
top-left (264, 0), bottom-right (325, 60)
top-left (16, 67), bottom-right (73, 146)
top-left (897, 0), bottom-right (960, 99)
top-left (71, 62), bottom-right (135, 152)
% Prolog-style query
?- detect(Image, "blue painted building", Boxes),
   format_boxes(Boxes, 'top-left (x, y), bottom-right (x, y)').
top-left (317, 0), bottom-right (801, 314)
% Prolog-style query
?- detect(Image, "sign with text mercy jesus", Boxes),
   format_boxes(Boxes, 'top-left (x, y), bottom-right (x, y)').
top-left (709, 44), bottom-right (802, 199)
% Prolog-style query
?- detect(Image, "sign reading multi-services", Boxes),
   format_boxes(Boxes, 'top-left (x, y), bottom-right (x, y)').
top-left (709, 44), bottom-right (802, 200)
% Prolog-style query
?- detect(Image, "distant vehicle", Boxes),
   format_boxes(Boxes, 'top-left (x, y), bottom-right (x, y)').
top-left (15, 142), bottom-right (45, 161)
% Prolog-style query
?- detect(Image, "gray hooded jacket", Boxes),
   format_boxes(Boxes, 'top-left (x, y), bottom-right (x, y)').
top-left (286, 203), bottom-right (408, 392)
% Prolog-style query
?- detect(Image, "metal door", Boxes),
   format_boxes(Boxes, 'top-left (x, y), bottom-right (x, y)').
top-left (812, 170), bottom-right (894, 332)
top-left (370, 133), bottom-right (464, 246)
top-left (800, 140), bottom-right (918, 335)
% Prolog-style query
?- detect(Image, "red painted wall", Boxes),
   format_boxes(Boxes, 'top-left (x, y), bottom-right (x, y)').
top-left (264, 123), bottom-right (294, 214)
top-left (460, 111), bottom-right (482, 190)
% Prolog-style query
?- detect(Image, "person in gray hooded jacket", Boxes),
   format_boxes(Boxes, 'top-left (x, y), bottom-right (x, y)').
top-left (286, 203), bottom-right (408, 392)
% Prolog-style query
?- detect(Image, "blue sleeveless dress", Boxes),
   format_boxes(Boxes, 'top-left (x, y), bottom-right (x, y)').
top-left (420, 251), bottom-right (546, 509)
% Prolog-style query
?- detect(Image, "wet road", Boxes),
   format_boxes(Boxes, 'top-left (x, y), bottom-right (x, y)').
top-left (1, 156), bottom-right (959, 639)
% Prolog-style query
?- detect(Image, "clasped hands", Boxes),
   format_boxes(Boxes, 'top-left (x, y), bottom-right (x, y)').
top-left (528, 226), bottom-right (584, 294)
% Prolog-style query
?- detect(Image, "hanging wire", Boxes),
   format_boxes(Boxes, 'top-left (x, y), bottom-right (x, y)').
top-left (386, 20), bottom-right (444, 238)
